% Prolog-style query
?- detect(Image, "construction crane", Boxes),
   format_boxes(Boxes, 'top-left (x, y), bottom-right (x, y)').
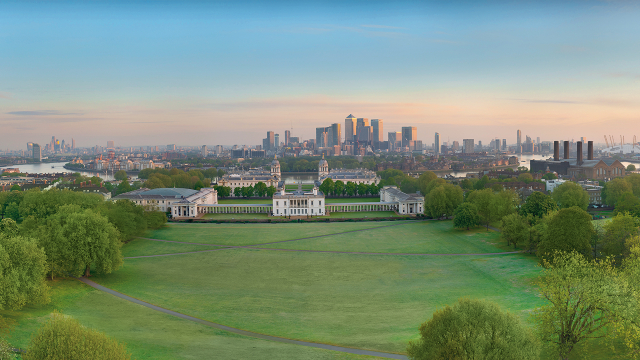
top-left (604, 135), bottom-right (609, 148)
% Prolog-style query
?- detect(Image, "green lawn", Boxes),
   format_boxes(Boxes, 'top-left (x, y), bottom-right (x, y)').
top-left (122, 238), bottom-right (224, 257)
top-left (259, 221), bottom-right (510, 254)
top-left (285, 184), bottom-right (314, 191)
top-left (0, 280), bottom-right (383, 360)
top-left (146, 222), bottom-right (395, 246)
top-left (218, 199), bottom-right (272, 204)
top-left (93, 247), bottom-right (544, 354)
top-left (202, 213), bottom-right (270, 219)
top-left (326, 198), bottom-right (381, 204)
top-left (325, 211), bottom-right (402, 218)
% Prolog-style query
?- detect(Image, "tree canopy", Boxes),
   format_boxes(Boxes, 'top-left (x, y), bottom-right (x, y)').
top-left (407, 298), bottom-right (539, 360)
top-left (538, 207), bottom-right (594, 259)
top-left (0, 234), bottom-right (49, 310)
top-left (520, 191), bottom-right (558, 220)
top-left (453, 203), bottom-right (479, 230)
top-left (551, 182), bottom-right (589, 210)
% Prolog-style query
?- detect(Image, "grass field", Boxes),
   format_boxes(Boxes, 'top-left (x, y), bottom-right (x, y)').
top-left (325, 211), bottom-right (402, 218)
top-left (325, 198), bottom-right (381, 204)
top-left (0, 280), bottom-right (383, 360)
top-left (202, 213), bottom-right (270, 219)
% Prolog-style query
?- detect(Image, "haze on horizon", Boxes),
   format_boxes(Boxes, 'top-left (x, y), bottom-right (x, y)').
top-left (1, 0), bottom-right (639, 150)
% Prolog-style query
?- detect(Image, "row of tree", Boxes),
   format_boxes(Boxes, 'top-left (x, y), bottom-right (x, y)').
top-left (318, 179), bottom-right (380, 197)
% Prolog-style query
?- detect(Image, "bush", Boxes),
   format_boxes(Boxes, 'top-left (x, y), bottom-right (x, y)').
top-left (24, 312), bottom-right (131, 360)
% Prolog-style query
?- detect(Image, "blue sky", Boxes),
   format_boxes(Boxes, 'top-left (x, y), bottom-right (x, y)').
top-left (1, 0), bottom-right (639, 149)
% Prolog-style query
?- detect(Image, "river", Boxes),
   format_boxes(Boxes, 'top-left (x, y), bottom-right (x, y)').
top-left (0, 162), bottom-right (132, 181)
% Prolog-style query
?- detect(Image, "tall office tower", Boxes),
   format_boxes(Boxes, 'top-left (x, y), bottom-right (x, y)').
top-left (452, 140), bottom-right (460, 151)
top-left (345, 114), bottom-right (356, 143)
top-left (494, 139), bottom-right (500, 150)
top-left (316, 127), bottom-right (328, 148)
top-left (216, 145), bottom-right (224, 154)
top-left (201, 145), bottom-right (207, 157)
top-left (581, 137), bottom-right (587, 143)
top-left (330, 123), bottom-right (341, 147)
top-left (434, 132), bottom-right (440, 155)
top-left (478, 141), bottom-right (483, 150)
top-left (107, 140), bottom-right (115, 148)
top-left (536, 137), bottom-right (540, 144)
top-left (51, 136), bottom-right (56, 150)
top-left (27, 142), bottom-right (33, 152)
top-left (516, 130), bottom-right (522, 154)
top-left (356, 118), bottom-right (369, 144)
top-left (388, 132), bottom-right (401, 151)
top-left (274, 134), bottom-right (280, 149)
top-left (167, 144), bottom-right (176, 151)
top-left (285, 130), bottom-right (290, 146)
top-left (502, 139), bottom-right (507, 151)
top-left (266, 131), bottom-right (275, 150)
top-left (463, 139), bottom-right (474, 154)
top-left (61, 139), bottom-right (65, 151)
top-left (357, 125), bottom-right (372, 145)
top-left (71, 138), bottom-right (75, 150)
top-left (371, 119), bottom-right (383, 148)
top-left (401, 127), bottom-right (417, 148)
top-left (32, 143), bottom-right (41, 161)
top-left (55, 140), bottom-right (60, 152)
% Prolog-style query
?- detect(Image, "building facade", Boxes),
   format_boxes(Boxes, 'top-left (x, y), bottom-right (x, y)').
top-left (272, 187), bottom-right (325, 216)
top-left (112, 187), bottom-right (218, 217)
top-left (379, 186), bottom-right (424, 215)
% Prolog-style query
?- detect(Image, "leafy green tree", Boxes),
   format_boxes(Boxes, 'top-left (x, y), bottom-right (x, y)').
top-left (518, 173), bottom-right (533, 183)
top-left (542, 172), bottom-right (558, 180)
top-left (627, 164), bottom-right (636, 172)
top-left (254, 182), bottom-right (268, 197)
top-left (233, 187), bottom-right (242, 197)
top-left (417, 171), bottom-right (437, 195)
top-left (602, 213), bottom-right (640, 257)
top-left (23, 311), bottom-right (132, 360)
top-left (89, 176), bottom-right (102, 186)
top-left (538, 207), bottom-right (594, 258)
top-left (0, 234), bottom-right (49, 310)
top-left (459, 178), bottom-right (474, 190)
top-left (625, 174), bottom-right (640, 197)
top-left (113, 170), bottom-right (127, 181)
top-left (467, 189), bottom-right (498, 230)
top-left (115, 180), bottom-right (132, 196)
top-left (242, 185), bottom-right (254, 198)
top-left (474, 175), bottom-right (489, 190)
top-left (193, 180), bottom-right (205, 190)
top-left (368, 183), bottom-right (380, 195)
top-left (143, 176), bottom-right (165, 189)
top-left (214, 185), bottom-right (231, 197)
top-left (453, 203), bottom-right (480, 230)
top-left (357, 182), bottom-right (368, 196)
top-left (534, 251), bottom-right (640, 360)
top-left (9, 185), bottom-right (20, 192)
top-left (334, 180), bottom-right (345, 196)
top-left (501, 213), bottom-right (528, 249)
top-left (97, 200), bottom-right (147, 241)
top-left (0, 219), bottom-right (18, 237)
top-left (614, 192), bottom-right (640, 217)
top-left (319, 178), bottom-right (334, 196)
top-left (0, 337), bottom-right (15, 359)
top-left (551, 182), bottom-right (589, 210)
top-left (144, 211), bottom-right (167, 229)
top-left (407, 298), bottom-right (539, 360)
top-left (266, 185), bottom-right (277, 197)
top-left (345, 181), bottom-right (357, 196)
top-left (520, 191), bottom-right (558, 220)
top-left (217, 169), bottom-right (226, 178)
top-left (603, 178), bottom-right (633, 206)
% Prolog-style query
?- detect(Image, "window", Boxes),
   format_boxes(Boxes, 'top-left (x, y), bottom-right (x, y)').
top-left (284, 201), bottom-right (287, 206)
top-left (276, 201), bottom-right (279, 206)
top-left (276, 209), bottom-right (279, 214)
top-left (311, 200), bottom-right (313, 205)
top-left (319, 201), bottom-right (322, 206)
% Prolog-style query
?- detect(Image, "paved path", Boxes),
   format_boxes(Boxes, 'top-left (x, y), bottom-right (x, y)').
top-left (77, 277), bottom-right (408, 359)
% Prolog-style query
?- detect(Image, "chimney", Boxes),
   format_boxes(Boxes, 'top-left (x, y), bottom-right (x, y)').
top-left (554, 141), bottom-right (560, 161)
top-left (588, 141), bottom-right (594, 160)
top-left (564, 141), bottom-right (570, 159)
top-left (577, 141), bottom-right (583, 165)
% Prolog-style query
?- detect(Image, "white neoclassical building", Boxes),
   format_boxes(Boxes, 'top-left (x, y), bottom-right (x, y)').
top-left (379, 185), bottom-right (424, 215)
top-left (217, 157), bottom-right (282, 196)
top-left (112, 187), bottom-right (217, 218)
top-left (316, 155), bottom-right (379, 186)
top-left (272, 186), bottom-right (325, 216)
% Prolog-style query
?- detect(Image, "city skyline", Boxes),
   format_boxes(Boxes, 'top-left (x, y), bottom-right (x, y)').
top-left (2, 1), bottom-right (640, 149)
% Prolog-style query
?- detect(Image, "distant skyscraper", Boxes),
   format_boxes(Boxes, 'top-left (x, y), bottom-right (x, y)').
top-left (201, 145), bottom-right (207, 157)
top-left (107, 140), bottom-right (114, 149)
top-left (401, 127), bottom-right (417, 148)
top-left (285, 130), bottom-right (290, 146)
top-left (581, 136), bottom-right (587, 143)
top-left (517, 130), bottom-right (522, 154)
top-left (32, 143), bottom-right (41, 161)
top-left (72, 138), bottom-right (75, 150)
top-left (452, 140), bottom-right (459, 151)
top-left (316, 127), bottom-right (329, 148)
top-left (371, 119), bottom-right (383, 148)
top-left (434, 132), bottom-right (440, 155)
top-left (388, 132), bottom-right (401, 151)
top-left (167, 144), bottom-right (176, 151)
top-left (536, 137), bottom-right (540, 144)
top-left (266, 131), bottom-right (275, 150)
top-left (27, 142), bottom-right (33, 152)
top-left (330, 123), bottom-right (341, 147)
top-left (345, 114), bottom-right (356, 143)
top-left (502, 139), bottom-right (507, 151)
top-left (463, 139), bottom-right (474, 154)
top-left (274, 134), bottom-right (280, 149)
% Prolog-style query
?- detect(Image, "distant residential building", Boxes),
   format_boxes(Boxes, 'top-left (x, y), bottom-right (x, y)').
top-left (463, 139), bottom-right (474, 154)
top-left (201, 145), bottom-right (207, 157)
top-left (32, 143), bottom-right (41, 161)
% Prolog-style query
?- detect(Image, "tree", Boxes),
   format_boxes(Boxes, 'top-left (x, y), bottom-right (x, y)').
top-left (319, 178), bottom-right (334, 196)
top-left (368, 183), bottom-right (380, 195)
top-left (345, 181), bottom-right (357, 196)
top-left (357, 182), bottom-right (368, 196)
top-left (23, 311), bottom-right (132, 360)
top-left (627, 164), bottom-right (636, 172)
top-left (474, 175), bottom-right (489, 190)
top-left (89, 176), bottom-right (102, 186)
top-left (9, 185), bottom-right (20, 192)
top-left (614, 192), bottom-right (640, 217)
top-left (193, 180), bottom-right (205, 190)
top-left (115, 180), bottom-right (132, 196)
top-left (97, 200), bottom-right (147, 241)
top-left (143, 176), bottom-right (165, 189)
top-left (603, 178), bottom-right (633, 206)
top-left (233, 187), bottom-right (242, 197)
top-left (625, 174), bottom-right (640, 197)
top-left (407, 298), bottom-right (539, 360)
top-left (602, 213), bottom-right (640, 257)
top-left (501, 213), bottom-right (528, 249)
top-left (0, 234), bottom-right (50, 310)
top-left (214, 185), bottom-right (231, 198)
top-left (542, 172), bottom-right (558, 180)
top-left (417, 171), bottom-right (437, 195)
top-left (520, 191), bottom-right (558, 220)
top-left (254, 182), bottom-right (268, 197)
top-left (551, 182), bottom-right (589, 210)
top-left (0, 337), bottom-right (15, 360)
top-left (242, 185), bottom-right (254, 198)
top-left (266, 185), bottom-right (277, 197)
top-left (144, 211), bottom-right (167, 229)
top-left (534, 251), bottom-right (639, 360)
top-left (334, 180), bottom-right (345, 196)
top-left (538, 207), bottom-right (594, 258)
top-left (453, 203), bottom-right (480, 230)
top-left (114, 170), bottom-right (128, 181)
top-left (467, 189), bottom-right (497, 230)
top-left (0, 219), bottom-right (18, 237)
top-left (518, 173), bottom-right (533, 183)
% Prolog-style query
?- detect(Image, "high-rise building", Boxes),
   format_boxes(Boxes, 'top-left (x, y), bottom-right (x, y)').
top-left (167, 144), bottom-right (176, 151)
top-left (72, 138), bottom-right (75, 150)
top-left (216, 145), bottom-right (224, 154)
top-left (201, 145), bottom-right (207, 157)
top-left (581, 137), bottom-right (587, 143)
top-left (356, 118), bottom-right (369, 145)
top-left (452, 140), bottom-right (460, 151)
top-left (536, 137), bottom-right (540, 144)
top-left (266, 131), bottom-right (275, 150)
top-left (316, 127), bottom-right (328, 148)
top-left (517, 130), bottom-right (522, 154)
top-left (274, 134), bottom-right (280, 149)
top-left (371, 119), bottom-right (383, 148)
top-left (330, 123), bottom-right (341, 147)
top-left (107, 140), bottom-right (115, 149)
top-left (27, 142), bottom-right (33, 152)
top-left (388, 132), bottom-right (401, 151)
top-left (463, 139), bottom-right (474, 154)
top-left (285, 130), bottom-right (290, 146)
top-left (51, 136), bottom-right (56, 150)
top-left (434, 132), bottom-right (440, 155)
top-left (401, 127), bottom-right (417, 148)
top-left (345, 114), bottom-right (356, 143)
top-left (55, 140), bottom-right (60, 152)
top-left (357, 125), bottom-right (372, 144)
top-left (32, 143), bottom-right (41, 161)
top-left (502, 139), bottom-right (507, 151)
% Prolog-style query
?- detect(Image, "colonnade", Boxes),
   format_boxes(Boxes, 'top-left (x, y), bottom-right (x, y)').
top-left (200, 205), bottom-right (273, 214)
top-left (325, 203), bottom-right (398, 213)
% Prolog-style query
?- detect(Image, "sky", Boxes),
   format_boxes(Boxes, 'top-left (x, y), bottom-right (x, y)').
top-left (1, 0), bottom-right (640, 150)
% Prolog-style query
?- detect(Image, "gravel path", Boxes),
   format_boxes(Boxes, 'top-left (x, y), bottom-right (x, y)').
top-left (77, 277), bottom-right (408, 359)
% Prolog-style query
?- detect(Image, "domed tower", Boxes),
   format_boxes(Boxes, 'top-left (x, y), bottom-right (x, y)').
top-left (270, 155), bottom-right (281, 180)
top-left (318, 154), bottom-right (329, 177)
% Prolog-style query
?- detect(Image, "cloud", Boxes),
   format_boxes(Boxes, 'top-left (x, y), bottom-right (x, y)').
top-left (510, 99), bottom-right (580, 104)
top-left (361, 24), bottom-right (405, 30)
top-left (0, 92), bottom-right (11, 99)
top-left (6, 110), bottom-right (82, 116)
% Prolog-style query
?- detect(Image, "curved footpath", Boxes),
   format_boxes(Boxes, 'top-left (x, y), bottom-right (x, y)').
top-left (77, 277), bottom-right (408, 360)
